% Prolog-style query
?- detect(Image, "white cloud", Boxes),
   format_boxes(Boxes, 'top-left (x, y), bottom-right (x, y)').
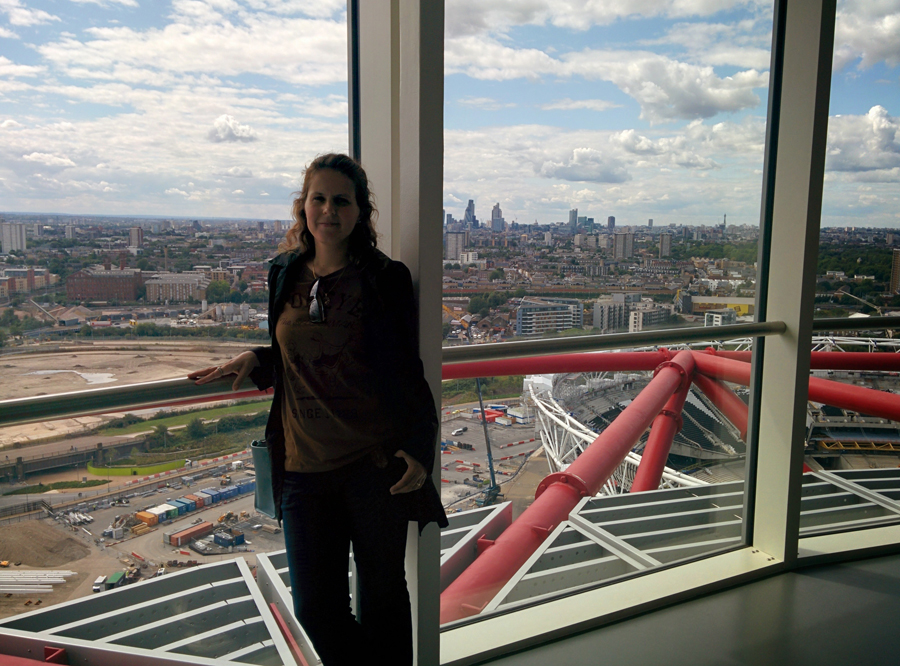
top-left (445, 0), bottom-right (766, 38)
top-left (0, 56), bottom-right (46, 78)
top-left (646, 20), bottom-right (771, 69)
top-left (70, 0), bottom-right (139, 6)
top-left (826, 106), bottom-right (900, 181)
top-left (224, 166), bottom-right (253, 177)
top-left (165, 188), bottom-right (189, 196)
top-left (834, 1), bottom-right (900, 69)
top-left (0, 0), bottom-right (60, 26)
top-left (1, 119), bottom-right (22, 128)
top-left (540, 147), bottom-right (632, 183)
top-left (22, 152), bottom-right (76, 167)
top-left (207, 114), bottom-right (258, 142)
top-left (447, 37), bottom-right (766, 123)
top-left (232, 188), bottom-right (244, 194)
top-left (458, 96), bottom-right (516, 111)
top-left (259, 191), bottom-right (269, 196)
top-left (299, 94), bottom-right (347, 118)
top-left (38, 13), bottom-right (347, 86)
top-left (564, 50), bottom-right (767, 123)
top-left (0, 25), bottom-right (18, 38)
top-left (540, 98), bottom-right (620, 112)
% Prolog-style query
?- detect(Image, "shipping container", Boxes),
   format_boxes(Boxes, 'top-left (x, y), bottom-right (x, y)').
top-left (495, 416), bottom-right (513, 426)
top-left (214, 532), bottom-right (234, 547)
top-left (177, 497), bottom-right (196, 512)
top-left (105, 571), bottom-right (125, 590)
top-left (167, 499), bottom-right (188, 515)
top-left (111, 527), bottom-right (123, 539)
top-left (135, 511), bottom-right (158, 526)
top-left (184, 494), bottom-right (204, 509)
top-left (169, 521), bottom-right (215, 547)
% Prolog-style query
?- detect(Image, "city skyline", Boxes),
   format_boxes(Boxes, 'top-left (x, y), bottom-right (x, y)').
top-left (0, 1), bottom-right (897, 227)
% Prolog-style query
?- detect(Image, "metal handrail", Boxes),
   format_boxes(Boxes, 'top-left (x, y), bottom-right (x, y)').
top-left (812, 316), bottom-right (900, 332)
top-left (0, 322), bottom-right (782, 429)
top-left (442, 320), bottom-right (787, 364)
top-left (0, 377), bottom-right (270, 429)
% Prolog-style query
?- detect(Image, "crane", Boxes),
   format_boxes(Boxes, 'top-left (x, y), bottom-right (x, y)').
top-left (835, 288), bottom-right (883, 315)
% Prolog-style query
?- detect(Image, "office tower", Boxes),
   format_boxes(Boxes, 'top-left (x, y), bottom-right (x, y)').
top-left (891, 248), bottom-right (900, 294)
top-left (587, 218), bottom-right (594, 233)
top-left (257, 221), bottom-right (265, 233)
top-left (445, 231), bottom-right (467, 261)
top-left (648, 219), bottom-right (653, 228)
top-left (608, 216), bottom-right (615, 231)
top-left (491, 203), bottom-right (504, 232)
top-left (129, 226), bottom-right (144, 248)
top-left (274, 219), bottom-right (282, 234)
top-left (569, 209), bottom-right (578, 233)
top-left (464, 200), bottom-right (477, 228)
top-left (659, 233), bottom-right (672, 258)
top-left (0, 223), bottom-right (26, 253)
top-left (614, 232), bottom-right (634, 259)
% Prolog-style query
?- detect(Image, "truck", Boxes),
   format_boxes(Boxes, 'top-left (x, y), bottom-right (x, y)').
top-left (92, 575), bottom-right (107, 592)
top-left (104, 571), bottom-right (125, 590)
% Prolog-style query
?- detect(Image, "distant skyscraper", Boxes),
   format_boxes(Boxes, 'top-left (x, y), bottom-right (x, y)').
top-left (464, 200), bottom-right (477, 228)
top-left (129, 226), bottom-right (143, 247)
top-left (0, 223), bottom-right (27, 253)
top-left (491, 203), bottom-right (504, 232)
top-left (891, 248), bottom-right (900, 294)
top-left (587, 218), bottom-right (594, 233)
top-left (614, 232), bottom-right (634, 259)
top-left (659, 232), bottom-right (672, 258)
top-left (257, 220), bottom-right (265, 233)
top-left (65, 225), bottom-right (76, 239)
top-left (274, 219), bottom-right (283, 234)
top-left (569, 209), bottom-right (578, 233)
top-left (445, 231), bottom-right (467, 262)
top-left (544, 231), bottom-right (552, 245)
top-left (608, 216), bottom-right (616, 231)
top-left (648, 218), bottom-right (653, 228)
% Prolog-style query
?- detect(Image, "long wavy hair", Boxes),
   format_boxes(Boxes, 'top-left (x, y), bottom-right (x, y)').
top-left (278, 153), bottom-right (378, 260)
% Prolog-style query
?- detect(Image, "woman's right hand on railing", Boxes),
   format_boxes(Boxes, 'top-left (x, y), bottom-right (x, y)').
top-left (188, 351), bottom-right (261, 392)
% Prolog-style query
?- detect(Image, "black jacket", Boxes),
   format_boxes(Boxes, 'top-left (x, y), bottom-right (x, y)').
top-left (249, 247), bottom-right (448, 530)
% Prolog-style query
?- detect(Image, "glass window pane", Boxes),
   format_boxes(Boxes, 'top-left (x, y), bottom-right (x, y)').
top-left (442, 1), bottom-right (772, 346)
top-left (801, 0), bottom-right (900, 545)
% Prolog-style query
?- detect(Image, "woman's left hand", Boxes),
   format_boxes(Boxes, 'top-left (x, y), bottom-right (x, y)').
top-left (390, 450), bottom-right (429, 494)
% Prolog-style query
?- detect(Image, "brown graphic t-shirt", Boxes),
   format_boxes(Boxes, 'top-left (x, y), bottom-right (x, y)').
top-left (275, 263), bottom-right (394, 472)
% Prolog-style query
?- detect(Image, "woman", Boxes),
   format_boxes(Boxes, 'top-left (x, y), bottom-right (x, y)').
top-left (190, 153), bottom-right (447, 665)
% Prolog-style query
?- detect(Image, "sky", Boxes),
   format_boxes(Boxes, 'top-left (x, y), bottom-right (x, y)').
top-left (0, 1), bottom-right (898, 228)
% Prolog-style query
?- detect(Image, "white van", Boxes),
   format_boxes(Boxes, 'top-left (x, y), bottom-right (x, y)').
top-left (92, 576), bottom-right (107, 593)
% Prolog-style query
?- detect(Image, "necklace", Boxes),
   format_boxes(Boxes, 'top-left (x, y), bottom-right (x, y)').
top-left (310, 263), bottom-right (349, 307)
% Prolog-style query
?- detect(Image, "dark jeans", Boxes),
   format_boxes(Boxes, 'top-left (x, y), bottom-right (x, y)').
top-left (281, 455), bottom-right (412, 666)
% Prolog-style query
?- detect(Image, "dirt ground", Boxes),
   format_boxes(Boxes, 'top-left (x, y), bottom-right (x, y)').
top-left (0, 340), bottom-right (254, 449)
top-left (0, 520), bottom-right (119, 621)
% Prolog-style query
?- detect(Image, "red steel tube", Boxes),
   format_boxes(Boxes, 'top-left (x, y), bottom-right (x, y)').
top-left (692, 351), bottom-right (752, 385)
top-left (808, 376), bottom-right (900, 421)
top-left (705, 349), bottom-right (900, 371)
top-left (630, 378), bottom-right (692, 493)
top-left (439, 350), bottom-right (696, 623)
top-left (691, 372), bottom-right (748, 440)
top-left (441, 350), bottom-right (672, 380)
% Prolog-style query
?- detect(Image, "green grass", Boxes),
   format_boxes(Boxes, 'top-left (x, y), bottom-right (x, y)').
top-left (86, 459), bottom-right (186, 477)
top-left (6, 480), bottom-right (110, 495)
top-left (99, 399), bottom-right (273, 435)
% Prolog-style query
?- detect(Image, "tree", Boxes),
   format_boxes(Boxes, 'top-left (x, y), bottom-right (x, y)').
top-left (490, 269), bottom-right (504, 281)
top-left (186, 418), bottom-right (205, 439)
top-left (468, 295), bottom-right (488, 314)
top-left (206, 280), bottom-right (230, 302)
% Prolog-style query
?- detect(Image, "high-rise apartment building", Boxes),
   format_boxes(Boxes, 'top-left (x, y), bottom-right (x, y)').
top-left (544, 232), bottom-right (552, 245)
top-left (129, 226), bottom-right (143, 247)
top-left (0, 223), bottom-right (26, 253)
top-left (607, 216), bottom-right (615, 231)
top-left (891, 248), bottom-right (900, 294)
top-left (274, 219), bottom-right (283, 234)
top-left (65, 225), bottom-right (76, 239)
top-left (445, 231), bottom-right (467, 262)
top-left (614, 232), bottom-right (634, 259)
top-left (659, 232), bottom-right (672, 258)
top-left (648, 218), bottom-right (653, 228)
top-left (491, 203), bottom-right (504, 232)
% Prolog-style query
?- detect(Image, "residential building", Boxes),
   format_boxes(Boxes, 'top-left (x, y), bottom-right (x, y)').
top-left (705, 309), bottom-right (738, 326)
top-left (67, 267), bottom-right (143, 302)
top-left (607, 216), bottom-right (615, 231)
top-left (144, 272), bottom-right (210, 303)
top-left (445, 231), bottom-right (467, 262)
top-left (593, 299), bottom-right (628, 333)
top-left (516, 298), bottom-right (583, 336)
top-left (614, 232), bottom-right (634, 259)
top-left (660, 232), bottom-right (672, 258)
top-left (129, 226), bottom-right (143, 248)
top-left (0, 223), bottom-right (26, 253)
